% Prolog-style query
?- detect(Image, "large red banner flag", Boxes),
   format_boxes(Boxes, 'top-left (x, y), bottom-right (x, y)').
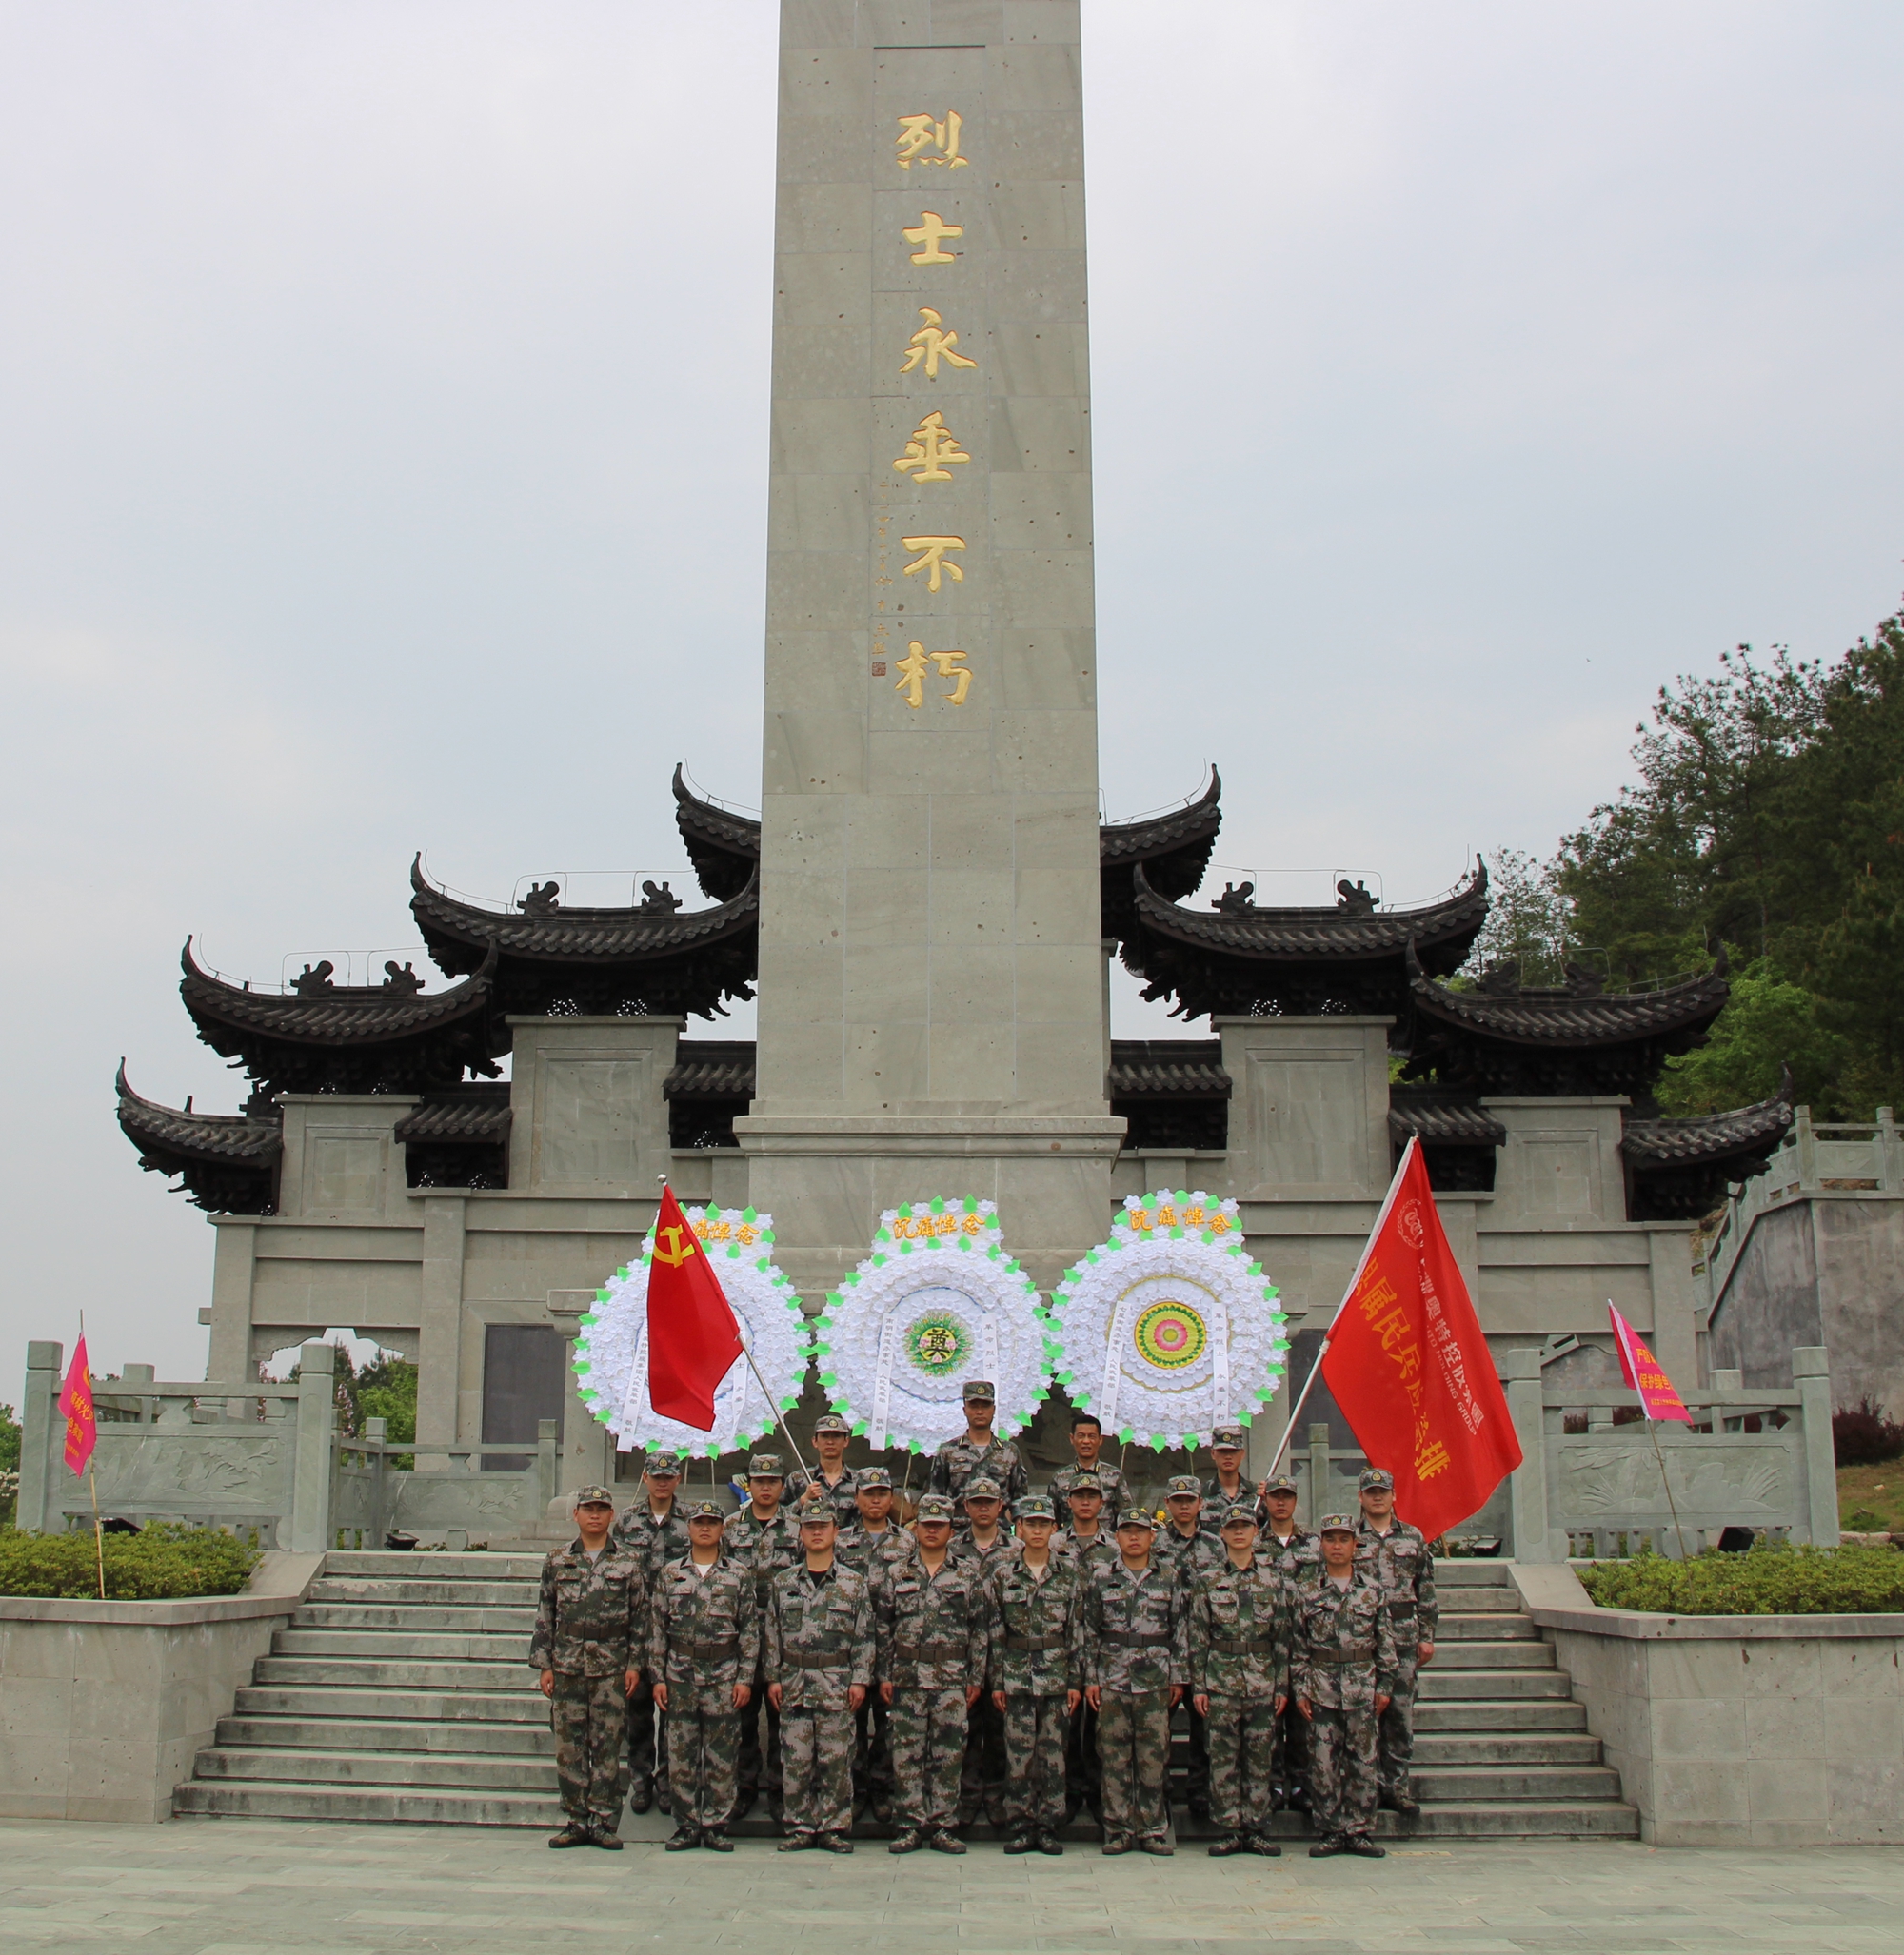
top-left (645, 1183), bottom-right (744, 1430)
top-left (59, 1334), bottom-right (97, 1477)
top-left (1608, 1302), bottom-right (1692, 1423)
top-left (1319, 1139), bottom-right (1522, 1542)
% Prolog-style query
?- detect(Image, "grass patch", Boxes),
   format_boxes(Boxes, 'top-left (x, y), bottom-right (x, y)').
top-left (1578, 1538), bottom-right (1904, 1615)
top-left (1838, 1462), bottom-right (1904, 1534)
top-left (0, 1524), bottom-right (261, 1599)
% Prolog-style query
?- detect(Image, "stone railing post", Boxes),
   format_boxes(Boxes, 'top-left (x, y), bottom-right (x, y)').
top-left (1500, 1349), bottom-right (1562, 1562)
top-left (1794, 1104), bottom-right (1818, 1191)
top-left (536, 1419), bottom-right (560, 1511)
top-left (290, 1340), bottom-right (336, 1553)
top-left (1877, 1107), bottom-right (1901, 1193)
top-left (1792, 1345), bottom-right (1839, 1546)
top-left (363, 1415), bottom-right (388, 1544)
top-left (17, 1341), bottom-right (61, 1533)
top-left (1306, 1422), bottom-right (1332, 1525)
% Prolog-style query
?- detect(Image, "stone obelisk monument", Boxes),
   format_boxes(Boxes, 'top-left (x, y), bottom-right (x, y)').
top-left (740, 0), bottom-right (1121, 1293)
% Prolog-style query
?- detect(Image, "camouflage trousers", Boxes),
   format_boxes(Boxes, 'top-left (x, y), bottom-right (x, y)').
top-left (889, 1687), bottom-right (968, 1834)
top-left (1097, 1688), bottom-right (1172, 1844)
top-left (1306, 1699), bottom-right (1379, 1841)
top-left (626, 1671), bottom-right (668, 1800)
top-left (780, 1700), bottom-right (857, 1838)
top-left (736, 1667), bottom-right (783, 1807)
top-left (550, 1671), bottom-right (628, 1830)
top-left (1204, 1693), bottom-right (1278, 1838)
top-left (999, 1693), bottom-right (1069, 1838)
top-left (1375, 1652), bottom-right (1418, 1801)
top-left (853, 1691), bottom-right (894, 1815)
top-left (958, 1689), bottom-right (1007, 1825)
top-left (1176, 1696), bottom-right (1209, 1809)
top-left (665, 1682), bottom-right (742, 1830)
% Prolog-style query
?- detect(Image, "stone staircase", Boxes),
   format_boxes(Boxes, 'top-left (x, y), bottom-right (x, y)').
top-left (173, 1552), bottom-right (1635, 1838)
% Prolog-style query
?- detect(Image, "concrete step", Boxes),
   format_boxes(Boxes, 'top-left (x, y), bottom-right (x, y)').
top-left (1418, 1669), bottom-right (1573, 1701)
top-left (308, 1578), bottom-right (539, 1609)
top-left (193, 1747), bottom-right (558, 1792)
top-left (1395, 1800), bottom-right (1637, 1840)
top-left (323, 1551), bottom-right (547, 1582)
top-left (293, 1604), bottom-right (538, 1633)
top-left (1437, 1614), bottom-right (1539, 1640)
top-left (251, 1656), bottom-right (534, 1691)
top-left (1432, 1588), bottom-right (1523, 1613)
top-left (1418, 1641), bottom-right (1556, 1670)
top-left (1414, 1764), bottom-right (1626, 1802)
top-left (216, 1715), bottom-right (553, 1758)
top-left (1415, 1700), bottom-right (1588, 1732)
top-left (172, 1780), bottom-right (562, 1827)
top-left (232, 1686), bottom-right (547, 1724)
top-left (273, 1629), bottom-right (532, 1662)
top-left (1428, 1564), bottom-right (1517, 1588)
top-left (1412, 1731), bottom-right (1604, 1767)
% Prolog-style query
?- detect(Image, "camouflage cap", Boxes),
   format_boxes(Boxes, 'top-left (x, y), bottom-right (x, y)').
top-left (1016, 1493), bottom-right (1057, 1521)
top-left (856, 1466), bottom-right (893, 1490)
top-left (1210, 1424), bottom-right (1247, 1450)
top-left (1317, 1511), bottom-right (1359, 1535)
top-left (963, 1475), bottom-right (1004, 1502)
top-left (571, 1485), bottom-right (614, 1507)
top-left (684, 1498), bottom-right (727, 1521)
top-left (915, 1493), bottom-right (957, 1523)
top-left (747, 1453), bottom-right (785, 1479)
top-left (797, 1502), bottom-right (839, 1526)
top-left (1165, 1474), bottom-right (1202, 1499)
top-left (962, 1379), bottom-right (996, 1401)
top-left (1066, 1471), bottom-right (1102, 1492)
top-left (643, 1451), bottom-right (684, 1475)
top-left (1359, 1467), bottom-right (1395, 1493)
top-left (1219, 1501), bottom-right (1260, 1529)
top-left (1262, 1473), bottom-right (1299, 1496)
top-left (812, 1412), bottom-right (851, 1435)
top-left (1114, 1507), bottom-right (1160, 1531)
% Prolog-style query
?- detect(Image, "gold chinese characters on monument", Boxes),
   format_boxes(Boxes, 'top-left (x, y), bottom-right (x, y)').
top-left (896, 112), bottom-right (966, 171)
top-left (902, 211), bottom-right (962, 267)
top-left (894, 642), bottom-right (972, 709)
top-left (893, 410), bottom-right (970, 483)
top-left (902, 307), bottom-right (977, 379)
top-left (900, 536), bottom-right (965, 593)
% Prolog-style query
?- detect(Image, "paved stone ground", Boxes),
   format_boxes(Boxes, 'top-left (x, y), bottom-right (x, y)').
top-left (0, 1819), bottom-right (1898, 1953)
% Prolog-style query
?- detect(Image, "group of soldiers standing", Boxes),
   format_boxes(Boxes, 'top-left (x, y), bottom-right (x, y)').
top-left (529, 1381), bottom-right (1437, 1860)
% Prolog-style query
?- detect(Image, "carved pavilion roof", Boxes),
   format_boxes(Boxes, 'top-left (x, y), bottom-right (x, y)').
top-left (114, 1062), bottom-right (282, 1214)
top-left (664, 1041), bottom-right (759, 1099)
top-left (1106, 1040), bottom-right (1231, 1099)
top-left (1621, 1069), bottom-right (1795, 1169)
top-left (1387, 1090), bottom-right (1508, 1149)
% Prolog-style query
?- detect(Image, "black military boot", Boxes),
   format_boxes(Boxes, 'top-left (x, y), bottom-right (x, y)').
top-left (701, 1827), bottom-right (733, 1853)
top-left (1035, 1831), bottom-right (1065, 1855)
top-left (1343, 1834), bottom-right (1386, 1859)
top-left (548, 1823), bottom-right (590, 1849)
top-left (1308, 1834), bottom-right (1346, 1858)
top-left (817, 1832), bottom-right (855, 1853)
top-left (888, 1828), bottom-right (926, 1854)
top-left (1246, 1833), bottom-right (1282, 1857)
top-left (629, 1780), bottom-right (654, 1815)
top-left (1002, 1831), bottom-right (1035, 1854)
top-left (1207, 1833), bottom-right (1246, 1857)
top-left (664, 1825), bottom-right (701, 1851)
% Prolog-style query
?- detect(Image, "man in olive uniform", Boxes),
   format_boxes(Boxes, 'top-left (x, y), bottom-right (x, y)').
top-left (650, 1496), bottom-right (759, 1852)
top-left (951, 1474), bottom-right (1013, 1827)
top-left (610, 1450), bottom-right (692, 1813)
top-left (785, 1412), bottom-right (864, 1527)
top-left (1187, 1503), bottom-right (1288, 1856)
top-left (1355, 1466), bottom-right (1438, 1817)
top-left (1057, 1472), bottom-right (1120, 1573)
top-left (1082, 1509), bottom-right (1184, 1856)
top-left (987, 1491), bottom-right (1081, 1854)
top-left (1048, 1410), bottom-right (1131, 1517)
top-left (1153, 1473), bottom-right (1222, 1819)
top-left (766, 1505), bottom-right (873, 1851)
top-left (724, 1452), bottom-right (804, 1821)
top-left (1200, 1424), bottom-right (1254, 1515)
top-left (875, 1491), bottom-right (989, 1854)
top-left (530, 1488), bottom-right (646, 1849)
top-left (1292, 1513), bottom-right (1397, 1859)
top-left (1055, 1469), bottom-right (1117, 1821)
top-left (927, 1380), bottom-right (1029, 1514)
top-left (835, 1465), bottom-right (910, 1817)
top-left (1257, 1471), bottom-right (1319, 1812)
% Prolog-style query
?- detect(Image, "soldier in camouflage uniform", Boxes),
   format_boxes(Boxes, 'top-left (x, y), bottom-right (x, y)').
top-left (766, 1506), bottom-right (873, 1851)
top-left (1187, 1502), bottom-right (1289, 1856)
top-left (609, 1450), bottom-right (692, 1813)
top-left (927, 1380), bottom-right (1029, 1514)
top-left (1356, 1465), bottom-right (1437, 1815)
top-left (1292, 1513), bottom-right (1397, 1859)
top-left (1200, 1424), bottom-right (1255, 1516)
top-left (1048, 1409), bottom-right (1131, 1518)
top-left (1153, 1473), bottom-right (1222, 1819)
top-left (951, 1474), bottom-right (1014, 1826)
top-left (1055, 1470), bottom-right (1118, 1820)
top-left (785, 1412), bottom-right (865, 1528)
top-left (986, 1492), bottom-right (1081, 1853)
top-left (723, 1453), bottom-right (803, 1822)
top-left (1258, 1471), bottom-right (1319, 1812)
top-left (875, 1491), bottom-right (988, 1855)
top-left (1082, 1509), bottom-right (1185, 1856)
top-left (649, 1497), bottom-right (759, 1851)
top-left (529, 1488), bottom-right (646, 1849)
top-left (836, 1466), bottom-right (910, 1818)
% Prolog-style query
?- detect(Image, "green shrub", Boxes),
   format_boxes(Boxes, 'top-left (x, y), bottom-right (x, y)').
top-left (1578, 1537), bottom-right (1904, 1615)
top-left (0, 1523), bottom-right (261, 1599)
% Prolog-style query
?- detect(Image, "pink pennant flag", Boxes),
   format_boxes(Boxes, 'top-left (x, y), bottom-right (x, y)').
top-left (1608, 1302), bottom-right (1692, 1424)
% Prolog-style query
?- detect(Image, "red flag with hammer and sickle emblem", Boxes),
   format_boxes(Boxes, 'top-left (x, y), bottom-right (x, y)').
top-left (646, 1183), bottom-right (744, 1430)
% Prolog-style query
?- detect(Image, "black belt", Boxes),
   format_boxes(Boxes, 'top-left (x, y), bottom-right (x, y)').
top-left (674, 1638), bottom-right (739, 1661)
top-left (1003, 1633), bottom-right (1068, 1652)
top-left (1100, 1629), bottom-right (1172, 1648)
top-left (1211, 1637), bottom-right (1279, 1655)
top-left (780, 1650), bottom-right (854, 1671)
top-left (894, 1642), bottom-right (967, 1661)
top-left (1302, 1655), bottom-right (1373, 1669)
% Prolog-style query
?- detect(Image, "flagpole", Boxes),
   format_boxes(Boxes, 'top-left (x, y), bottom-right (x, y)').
top-left (1265, 1140), bottom-right (1419, 1479)
top-left (741, 1347), bottom-right (814, 1484)
top-left (1647, 1417), bottom-right (1691, 1563)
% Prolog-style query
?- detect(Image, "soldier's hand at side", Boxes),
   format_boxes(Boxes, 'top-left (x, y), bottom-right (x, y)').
top-left (767, 1682), bottom-right (783, 1711)
top-left (652, 1680), bottom-right (669, 1710)
top-left (965, 1684), bottom-right (982, 1708)
top-left (1273, 1692), bottom-right (1287, 1715)
top-left (991, 1690), bottom-right (1005, 1712)
top-left (539, 1670), bottom-right (554, 1699)
top-left (625, 1669), bottom-right (639, 1697)
top-left (732, 1683), bottom-right (752, 1709)
top-left (1065, 1689), bottom-right (1081, 1714)
top-left (1418, 1639), bottom-right (1435, 1663)
top-left (1375, 1693), bottom-right (1391, 1714)
top-left (1085, 1685), bottom-right (1101, 1711)
top-left (1296, 1696), bottom-right (1313, 1721)
top-left (849, 1684), bottom-right (865, 1710)
top-left (1192, 1692), bottom-right (1209, 1717)
top-left (1168, 1686), bottom-right (1182, 1710)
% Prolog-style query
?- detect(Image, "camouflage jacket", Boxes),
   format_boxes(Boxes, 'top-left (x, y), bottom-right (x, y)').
top-left (1081, 1561), bottom-right (1186, 1695)
top-left (724, 1504), bottom-right (805, 1625)
top-left (836, 1522), bottom-right (918, 1583)
top-left (1200, 1473), bottom-right (1257, 1515)
top-left (1289, 1570), bottom-right (1399, 1708)
top-left (1259, 1526), bottom-right (1321, 1585)
top-left (1053, 1528), bottom-right (1121, 1579)
top-left (1186, 1556), bottom-right (1289, 1702)
top-left (950, 1530), bottom-right (1019, 1584)
top-left (784, 1464), bottom-right (867, 1530)
top-left (874, 1555), bottom-right (989, 1690)
top-left (1048, 1462), bottom-right (1131, 1516)
top-left (528, 1539), bottom-right (648, 1677)
top-left (926, 1432), bottom-right (1029, 1511)
top-left (1356, 1518), bottom-right (1438, 1645)
top-left (649, 1552), bottom-right (761, 1692)
top-left (609, 1499), bottom-right (694, 1579)
top-left (1153, 1522), bottom-right (1226, 1590)
top-left (986, 1553), bottom-right (1082, 1697)
top-left (765, 1561), bottom-right (874, 1710)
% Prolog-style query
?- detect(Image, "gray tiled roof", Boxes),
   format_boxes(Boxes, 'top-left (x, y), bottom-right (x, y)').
top-left (1107, 1040), bottom-right (1230, 1098)
top-left (1387, 1095), bottom-right (1507, 1147)
top-left (392, 1091), bottom-right (512, 1144)
top-left (1622, 1071), bottom-right (1795, 1166)
top-left (114, 1062), bottom-right (282, 1163)
top-left (181, 941), bottom-right (496, 1045)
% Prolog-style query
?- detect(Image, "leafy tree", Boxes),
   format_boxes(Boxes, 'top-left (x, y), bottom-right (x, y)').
top-left (356, 1357), bottom-right (418, 1447)
top-left (1654, 960), bottom-right (1842, 1116)
top-left (1460, 847), bottom-right (1574, 985)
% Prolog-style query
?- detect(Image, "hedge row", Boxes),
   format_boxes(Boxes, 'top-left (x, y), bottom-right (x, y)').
top-left (0, 1524), bottom-right (261, 1599)
top-left (1579, 1539), bottom-right (1904, 1615)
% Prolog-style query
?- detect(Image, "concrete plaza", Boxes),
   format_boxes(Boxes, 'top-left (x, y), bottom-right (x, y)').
top-left (0, 1819), bottom-right (1898, 1955)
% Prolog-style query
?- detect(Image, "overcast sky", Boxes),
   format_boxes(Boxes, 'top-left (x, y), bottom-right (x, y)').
top-left (4, 0), bottom-right (1901, 1385)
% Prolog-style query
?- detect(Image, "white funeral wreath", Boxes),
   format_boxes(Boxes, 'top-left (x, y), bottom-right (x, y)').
top-left (1044, 1189), bottom-right (1289, 1451)
top-left (572, 1205), bottom-right (811, 1459)
top-left (812, 1196), bottom-right (1052, 1453)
